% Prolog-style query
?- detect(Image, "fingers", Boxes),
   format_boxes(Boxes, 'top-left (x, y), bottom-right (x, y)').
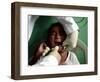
top-left (58, 46), bottom-right (65, 53)
top-left (42, 42), bottom-right (47, 49)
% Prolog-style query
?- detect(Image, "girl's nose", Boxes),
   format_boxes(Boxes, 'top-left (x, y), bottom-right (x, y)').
top-left (55, 34), bottom-right (62, 42)
top-left (56, 33), bottom-right (61, 38)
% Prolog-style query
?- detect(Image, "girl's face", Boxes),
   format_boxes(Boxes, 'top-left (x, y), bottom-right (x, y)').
top-left (48, 26), bottom-right (66, 48)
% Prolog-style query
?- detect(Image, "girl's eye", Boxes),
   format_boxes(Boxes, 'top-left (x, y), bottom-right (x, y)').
top-left (59, 32), bottom-right (64, 36)
top-left (50, 32), bottom-right (56, 36)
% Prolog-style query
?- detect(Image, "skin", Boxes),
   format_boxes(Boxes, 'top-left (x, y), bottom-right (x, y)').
top-left (47, 25), bottom-right (66, 48)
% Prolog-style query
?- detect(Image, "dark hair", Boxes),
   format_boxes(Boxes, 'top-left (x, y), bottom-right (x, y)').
top-left (48, 22), bottom-right (67, 40)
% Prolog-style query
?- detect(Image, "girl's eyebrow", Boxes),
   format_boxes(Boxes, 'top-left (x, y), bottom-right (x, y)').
top-left (50, 30), bottom-right (56, 33)
top-left (50, 32), bottom-right (56, 35)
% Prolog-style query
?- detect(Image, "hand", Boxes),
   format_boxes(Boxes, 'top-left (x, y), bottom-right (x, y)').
top-left (29, 42), bottom-right (47, 65)
top-left (58, 46), bottom-right (65, 53)
top-left (36, 42), bottom-right (47, 56)
top-left (58, 46), bottom-right (68, 65)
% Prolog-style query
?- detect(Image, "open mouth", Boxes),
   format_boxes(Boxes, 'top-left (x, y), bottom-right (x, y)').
top-left (55, 42), bottom-right (62, 46)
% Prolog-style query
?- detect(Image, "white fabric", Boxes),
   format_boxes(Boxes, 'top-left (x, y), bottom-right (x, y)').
top-left (64, 51), bottom-right (80, 65)
top-left (55, 16), bottom-right (79, 34)
top-left (63, 31), bottom-right (79, 49)
top-left (34, 55), bottom-right (59, 66)
top-left (34, 51), bottom-right (80, 66)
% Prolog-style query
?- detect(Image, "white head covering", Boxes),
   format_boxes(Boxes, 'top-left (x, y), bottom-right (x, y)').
top-left (56, 16), bottom-right (79, 34)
